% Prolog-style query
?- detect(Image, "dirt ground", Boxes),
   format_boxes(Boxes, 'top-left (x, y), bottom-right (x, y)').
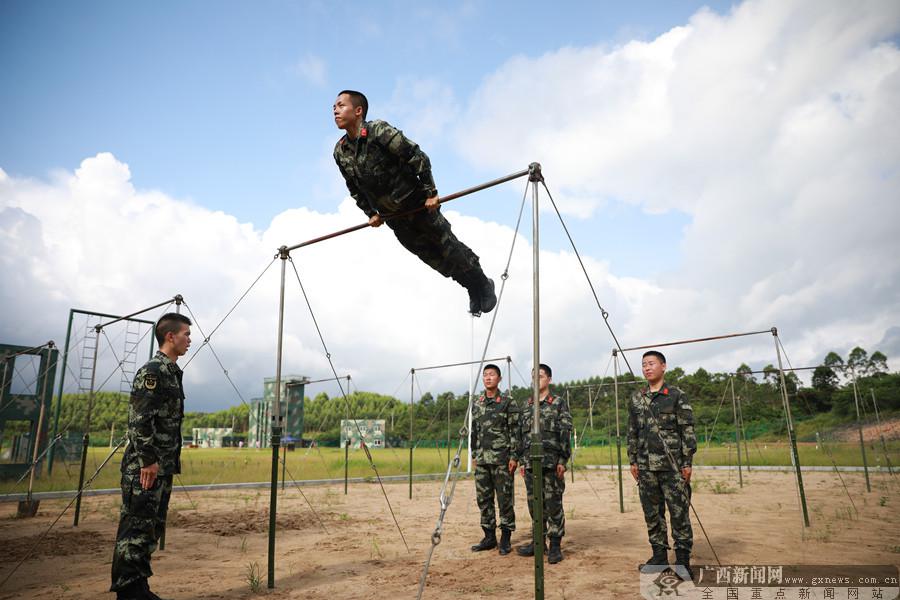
top-left (1, 469), bottom-right (898, 599)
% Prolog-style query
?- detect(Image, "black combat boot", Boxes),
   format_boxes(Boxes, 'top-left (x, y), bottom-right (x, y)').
top-left (475, 273), bottom-right (496, 314)
top-left (470, 527), bottom-right (497, 551)
top-left (116, 579), bottom-right (150, 600)
top-left (452, 271), bottom-right (483, 315)
top-left (516, 539), bottom-right (547, 557)
top-left (498, 528), bottom-right (512, 555)
top-left (142, 578), bottom-right (172, 600)
top-left (644, 545), bottom-right (669, 566)
top-left (547, 536), bottom-right (563, 564)
top-left (675, 549), bottom-right (693, 581)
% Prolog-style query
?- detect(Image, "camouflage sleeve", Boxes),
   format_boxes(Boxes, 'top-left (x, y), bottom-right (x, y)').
top-left (130, 365), bottom-right (161, 467)
top-left (371, 120), bottom-right (438, 198)
top-left (676, 390), bottom-right (697, 467)
top-left (558, 397), bottom-right (573, 465)
top-left (470, 405), bottom-right (481, 462)
top-left (626, 393), bottom-right (639, 465)
top-left (507, 398), bottom-right (520, 462)
top-left (333, 147), bottom-right (376, 218)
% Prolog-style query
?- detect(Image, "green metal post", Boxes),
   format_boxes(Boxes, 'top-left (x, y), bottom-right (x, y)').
top-left (344, 439), bottom-right (349, 494)
top-left (613, 351), bottom-right (624, 513)
top-left (409, 369), bottom-right (414, 500)
top-left (851, 379), bottom-right (871, 492)
top-left (529, 166), bottom-right (544, 600)
top-left (730, 377), bottom-right (743, 488)
top-left (48, 309), bottom-right (74, 475)
top-left (74, 325), bottom-right (100, 527)
top-left (773, 328), bottom-right (809, 527)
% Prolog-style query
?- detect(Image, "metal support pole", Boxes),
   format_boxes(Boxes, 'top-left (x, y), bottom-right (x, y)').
top-left (737, 385), bottom-right (750, 473)
top-left (613, 351), bottom-right (624, 514)
top-left (568, 389), bottom-right (575, 483)
top-left (528, 165), bottom-right (544, 600)
top-left (26, 344), bottom-right (54, 507)
top-left (74, 327), bottom-right (101, 527)
top-left (49, 310), bottom-right (75, 474)
top-left (268, 247), bottom-right (288, 589)
top-left (729, 378), bottom-right (743, 488)
top-left (344, 439), bottom-right (350, 494)
top-left (870, 389), bottom-right (894, 475)
top-left (773, 328), bottom-right (809, 527)
top-left (409, 369), bottom-right (414, 500)
top-left (851, 378), bottom-right (871, 492)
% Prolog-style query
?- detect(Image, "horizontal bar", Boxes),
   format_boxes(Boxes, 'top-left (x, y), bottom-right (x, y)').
top-left (95, 296), bottom-right (182, 330)
top-left (564, 380), bottom-right (642, 390)
top-left (71, 309), bottom-right (155, 325)
top-left (300, 375), bottom-right (352, 386)
top-left (730, 364), bottom-right (852, 376)
top-left (413, 356), bottom-right (511, 372)
top-left (1, 341), bottom-right (54, 361)
top-left (285, 167), bottom-right (532, 252)
top-left (618, 328), bottom-right (774, 353)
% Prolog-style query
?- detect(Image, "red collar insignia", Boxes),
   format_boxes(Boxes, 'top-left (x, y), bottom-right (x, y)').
top-left (495, 396), bottom-right (502, 403)
top-left (360, 127), bottom-right (368, 138)
top-left (662, 388), bottom-right (669, 395)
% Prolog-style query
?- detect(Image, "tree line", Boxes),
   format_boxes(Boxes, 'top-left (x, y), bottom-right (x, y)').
top-left (51, 346), bottom-right (897, 446)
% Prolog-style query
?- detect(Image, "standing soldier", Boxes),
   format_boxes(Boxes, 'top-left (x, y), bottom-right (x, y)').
top-left (627, 350), bottom-right (697, 577)
top-left (110, 313), bottom-right (190, 600)
top-left (470, 363), bottom-right (520, 555)
top-left (332, 89), bottom-right (497, 316)
top-left (517, 364), bottom-right (572, 564)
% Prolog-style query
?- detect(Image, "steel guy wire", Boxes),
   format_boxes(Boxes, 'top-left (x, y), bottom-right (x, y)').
top-left (288, 256), bottom-right (409, 553)
top-left (182, 257), bottom-right (277, 370)
top-left (539, 180), bottom-right (634, 376)
top-left (278, 455), bottom-right (330, 534)
top-left (704, 381), bottom-right (733, 449)
top-left (182, 301), bottom-right (250, 409)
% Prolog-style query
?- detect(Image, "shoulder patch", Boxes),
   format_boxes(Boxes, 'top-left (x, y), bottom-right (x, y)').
top-left (145, 374), bottom-right (157, 390)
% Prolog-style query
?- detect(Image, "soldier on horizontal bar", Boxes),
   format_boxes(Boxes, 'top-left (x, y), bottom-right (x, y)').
top-left (332, 90), bottom-right (497, 316)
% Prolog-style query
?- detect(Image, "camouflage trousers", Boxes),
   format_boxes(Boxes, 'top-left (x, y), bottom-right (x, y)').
top-left (110, 473), bottom-right (173, 591)
top-left (523, 467), bottom-right (566, 538)
top-left (637, 470), bottom-right (692, 551)
top-left (475, 463), bottom-right (516, 531)
top-left (385, 207), bottom-right (481, 279)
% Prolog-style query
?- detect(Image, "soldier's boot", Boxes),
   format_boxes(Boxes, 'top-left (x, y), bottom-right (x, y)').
top-left (474, 271), bottom-right (497, 314)
top-left (643, 545), bottom-right (669, 566)
top-left (142, 578), bottom-right (172, 600)
top-left (498, 528), bottom-right (513, 555)
top-left (452, 271), bottom-right (482, 315)
top-left (547, 537), bottom-right (564, 564)
top-left (516, 539), bottom-right (547, 557)
top-left (675, 549), bottom-right (694, 581)
top-left (116, 580), bottom-right (150, 600)
top-left (470, 527), bottom-right (497, 552)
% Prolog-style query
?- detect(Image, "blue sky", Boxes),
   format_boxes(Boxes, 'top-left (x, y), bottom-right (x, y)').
top-left (0, 1), bottom-right (729, 274)
top-left (2, 1), bottom-right (898, 410)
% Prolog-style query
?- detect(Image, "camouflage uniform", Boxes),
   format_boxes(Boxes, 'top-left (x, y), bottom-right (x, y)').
top-left (627, 383), bottom-right (697, 552)
top-left (519, 393), bottom-right (572, 539)
top-left (110, 351), bottom-right (184, 592)
top-left (471, 390), bottom-right (520, 531)
top-left (333, 120), bottom-right (482, 279)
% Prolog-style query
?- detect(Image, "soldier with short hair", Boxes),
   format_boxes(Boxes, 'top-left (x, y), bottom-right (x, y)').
top-left (627, 350), bottom-right (697, 577)
top-left (470, 363), bottom-right (520, 555)
top-left (332, 89), bottom-right (497, 316)
top-left (517, 363), bottom-right (571, 564)
top-left (110, 312), bottom-right (190, 600)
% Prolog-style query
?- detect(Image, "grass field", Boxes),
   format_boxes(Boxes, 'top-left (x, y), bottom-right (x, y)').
top-left (1, 440), bottom-right (897, 495)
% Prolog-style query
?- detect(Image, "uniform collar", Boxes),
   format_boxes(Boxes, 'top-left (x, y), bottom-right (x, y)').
top-left (156, 350), bottom-right (181, 372)
top-left (643, 381), bottom-right (669, 396)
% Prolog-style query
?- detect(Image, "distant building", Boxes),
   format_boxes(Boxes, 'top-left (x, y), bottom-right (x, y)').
top-left (341, 419), bottom-right (385, 449)
top-left (192, 427), bottom-right (233, 448)
top-left (248, 376), bottom-right (305, 448)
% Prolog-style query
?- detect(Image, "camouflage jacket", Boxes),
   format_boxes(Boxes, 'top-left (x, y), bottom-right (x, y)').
top-left (627, 383), bottom-right (696, 471)
top-left (333, 119), bottom-right (438, 218)
top-left (471, 391), bottom-right (520, 465)
top-left (519, 393), bottom-right (572, 469)
top-left (121, 351), bottom-right (184, 476)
